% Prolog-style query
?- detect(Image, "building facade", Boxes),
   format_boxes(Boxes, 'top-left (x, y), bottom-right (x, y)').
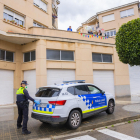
top-left (77, 1), bottom-right (140, 97)
top-left (77, 1), bottom-right (140, 37)
top-left (0, 0), bottom-right (135, 105)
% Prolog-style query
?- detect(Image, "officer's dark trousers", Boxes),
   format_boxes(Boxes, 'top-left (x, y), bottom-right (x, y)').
top-left (16, 101), bottom-right (29, 132)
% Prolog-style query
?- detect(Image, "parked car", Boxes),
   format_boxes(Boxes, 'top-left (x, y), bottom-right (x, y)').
top-left (31, 80), bottom-right (115, 129)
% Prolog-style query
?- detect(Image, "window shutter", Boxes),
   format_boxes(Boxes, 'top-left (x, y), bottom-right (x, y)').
top-left (40, 1), bottom-right (47, 11)
top-left (120, 10), bottom-right (127, 18)
top-left (34, 0), bottom-right (40, 6)
top-left (43, 3), bottom-right (47, 12)
top-left (102, 14), bottom-right (114, 23)
top-left (4, 8), bottom-right (14, 16)
top-left (15, 13), bottom-right (24, 21)
top-left (127, 8), bottom-right (134, 16)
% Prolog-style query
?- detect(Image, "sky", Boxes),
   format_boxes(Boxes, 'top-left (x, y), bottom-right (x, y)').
top-left (58, 0), bottom-right (138, 31)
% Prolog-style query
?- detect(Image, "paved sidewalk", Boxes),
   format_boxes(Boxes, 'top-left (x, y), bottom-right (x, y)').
top-left (0, 97), bottom-right (140, 140)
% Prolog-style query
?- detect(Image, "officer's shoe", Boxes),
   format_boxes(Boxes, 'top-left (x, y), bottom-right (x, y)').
top-left (22, 130), bottom-right (31, 135)
top-left (17, 125), bottom-right (22, 129)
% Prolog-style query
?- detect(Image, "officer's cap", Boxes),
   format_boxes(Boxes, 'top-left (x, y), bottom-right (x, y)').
top-left (21, 80), bottom-right (29, 85)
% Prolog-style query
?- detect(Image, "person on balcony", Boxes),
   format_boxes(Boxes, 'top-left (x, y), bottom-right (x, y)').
top-left (67, 26), bottom-right (72, 31)
top-left (97, 30), bottom-right (102, 36)
top-left (88, 30), bottom-right (93, 34)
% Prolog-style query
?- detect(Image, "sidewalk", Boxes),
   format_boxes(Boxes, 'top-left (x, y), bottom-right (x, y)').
top-left (0, 96), bottom-right (140, 140)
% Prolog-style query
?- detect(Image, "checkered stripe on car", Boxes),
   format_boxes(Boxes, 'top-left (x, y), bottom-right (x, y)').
top-left (33, 104), bottom-right (55, 112)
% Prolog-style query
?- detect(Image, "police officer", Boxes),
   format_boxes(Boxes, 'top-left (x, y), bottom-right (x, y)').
top-left (16, 80), bottom-right (40, 135)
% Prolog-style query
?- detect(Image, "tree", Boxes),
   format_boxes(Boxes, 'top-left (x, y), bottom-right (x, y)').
top-left (115, 18), bottom-right (140, 66)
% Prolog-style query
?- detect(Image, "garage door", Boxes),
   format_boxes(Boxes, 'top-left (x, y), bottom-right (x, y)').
top-left (129, 65), bottom-right (140, 95)
top-left (93, 70), bottom-right (115, 95)
top-left (0, 70), bottom-right (14, 105)
top-left (47, 69), bottom-right (75, 85)
top-left (24, 70), bottom-right (36, 98)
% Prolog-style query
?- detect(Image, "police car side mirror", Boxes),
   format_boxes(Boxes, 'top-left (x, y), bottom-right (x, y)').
top-left (101, 90), bottom-right (105, 94)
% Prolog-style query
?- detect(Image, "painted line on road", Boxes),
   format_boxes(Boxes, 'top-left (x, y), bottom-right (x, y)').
top-left (66, 135), bottom-right (97, 140)
top-left (98, 129), bottom-right (140, 140)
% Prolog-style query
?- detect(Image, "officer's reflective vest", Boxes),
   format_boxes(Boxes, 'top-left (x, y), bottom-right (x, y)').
top-left (16, 87), bottom-right (27, 102)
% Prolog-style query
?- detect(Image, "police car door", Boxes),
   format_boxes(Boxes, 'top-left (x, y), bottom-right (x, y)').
top-left (87, 85), bottom-right (107, 110)
top-left (75, 85), bottom-right (92, 113)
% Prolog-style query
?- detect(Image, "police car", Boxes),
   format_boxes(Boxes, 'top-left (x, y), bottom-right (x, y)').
top-left (31, 80), bottom-right (115, 129)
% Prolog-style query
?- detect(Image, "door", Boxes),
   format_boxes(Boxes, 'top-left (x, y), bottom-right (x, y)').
top-left (87, 85), bottom-right (107, 109)
top-left (93, 70), bottom-right (115, 95)
top-left (75, 85), bottom-right (91, 112)
top-left (47, 69), bottom-right (75, 85)
top-left (0, 70), bottom-right (14, 105)
top-left (129, 65), bottom-right (140, 95)
top-left (24, 70), bottom-right (36, 98)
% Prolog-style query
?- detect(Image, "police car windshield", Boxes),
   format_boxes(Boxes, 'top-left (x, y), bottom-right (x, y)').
top-left (36, 88), bottom-right (60, 97)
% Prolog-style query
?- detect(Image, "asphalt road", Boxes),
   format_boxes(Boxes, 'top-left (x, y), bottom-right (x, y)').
top-left (57, 120), bottom-right (140, 140)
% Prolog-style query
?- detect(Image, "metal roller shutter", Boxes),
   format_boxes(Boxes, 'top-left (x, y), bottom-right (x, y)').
top-left (47, 69), bottom-right (75, 85)
top-left (93, 70), bottom-right (115, 95)
top-left (24, 70), bottom-right (36, 98)
top-left (0, 70), bottom-right (14, 105)
top-left (129, 65), bottom-right (140, 95)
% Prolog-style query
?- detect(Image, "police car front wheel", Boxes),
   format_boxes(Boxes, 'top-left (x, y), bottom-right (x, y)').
top-left (106, 100), bottom-right (114, 114)
top-left (67, 110), bottom-right (81, 129)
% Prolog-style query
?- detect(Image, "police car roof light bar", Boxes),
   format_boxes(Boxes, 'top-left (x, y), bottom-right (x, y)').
top-left (63, 80), bottom-right (85, 83)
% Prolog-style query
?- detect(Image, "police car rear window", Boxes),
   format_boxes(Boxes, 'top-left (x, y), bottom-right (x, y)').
top-left (36, 88), bottom-right (60, 97)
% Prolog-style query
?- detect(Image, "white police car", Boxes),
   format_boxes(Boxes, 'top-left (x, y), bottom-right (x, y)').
top-left (31, 80), bottom-right (115, 129)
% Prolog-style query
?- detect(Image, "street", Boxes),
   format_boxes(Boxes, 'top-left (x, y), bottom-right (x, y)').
top-left (0, 97), bottom-right (140, 140)
top-left (58, 120), bottom-right (140, 140)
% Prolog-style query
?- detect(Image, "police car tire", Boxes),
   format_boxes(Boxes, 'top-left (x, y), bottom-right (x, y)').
top-left (67, 110), bottom-right (81, 129)
top-left (106, 100), bottom-right (114, 114)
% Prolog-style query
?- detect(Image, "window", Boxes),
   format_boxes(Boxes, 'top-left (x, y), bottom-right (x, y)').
top-left (47, 50), bottom-right (74, 61)
top-left (6, 51), bottom-right (14, 62)
top-left (24, 51), bottom-right (35, 62)
top-left (3, 12), bottom-right (7, 19)
top-left (87, 85), bottom-right (101, 94)
top-left (67, 87), bottom-right (75, 95)
top-left (34, 0), bottom-right (47, 12)
top-left (0, 50), bottom-right (5, 60)
top-left (75, 85), bottom-right (89, 95)
top-left (120, 8), bottom-right (134, 18)
top-left (102, 54), bottom-right (112, 63)
top-left (92, 53), bottom-right (102, 62)
top-left (61, 51), bottom-right (74, 61)
top-left (106, 29), bottom-right (116, 37)
top-left (0, 49), bottom-right (14, 62)
top-left (24, 52), bottom-right (30, 62)
top-left (3, 8), bottom-right (24, 26)
top-left (36, 88), bottom-right (60, 97)
top-left (102, 14), bottom-right (114, 23)
top-left (92, 53), bottom-right (112, 63)
top-left (31, 51), bottom-right (35, 61)
top-left (47, 50), bottom-right (60, 60)
top-left (7, 14), bottom-right (13, 21)
top-left (33, 22), bottom-right (46, 28)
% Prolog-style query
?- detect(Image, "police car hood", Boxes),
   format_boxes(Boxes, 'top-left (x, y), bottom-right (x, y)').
top-left (104, 92), bottom-right (115, 98)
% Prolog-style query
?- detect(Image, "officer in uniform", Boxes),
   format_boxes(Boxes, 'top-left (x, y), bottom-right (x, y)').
top-left (16, 80), bottom-right (40, 135)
